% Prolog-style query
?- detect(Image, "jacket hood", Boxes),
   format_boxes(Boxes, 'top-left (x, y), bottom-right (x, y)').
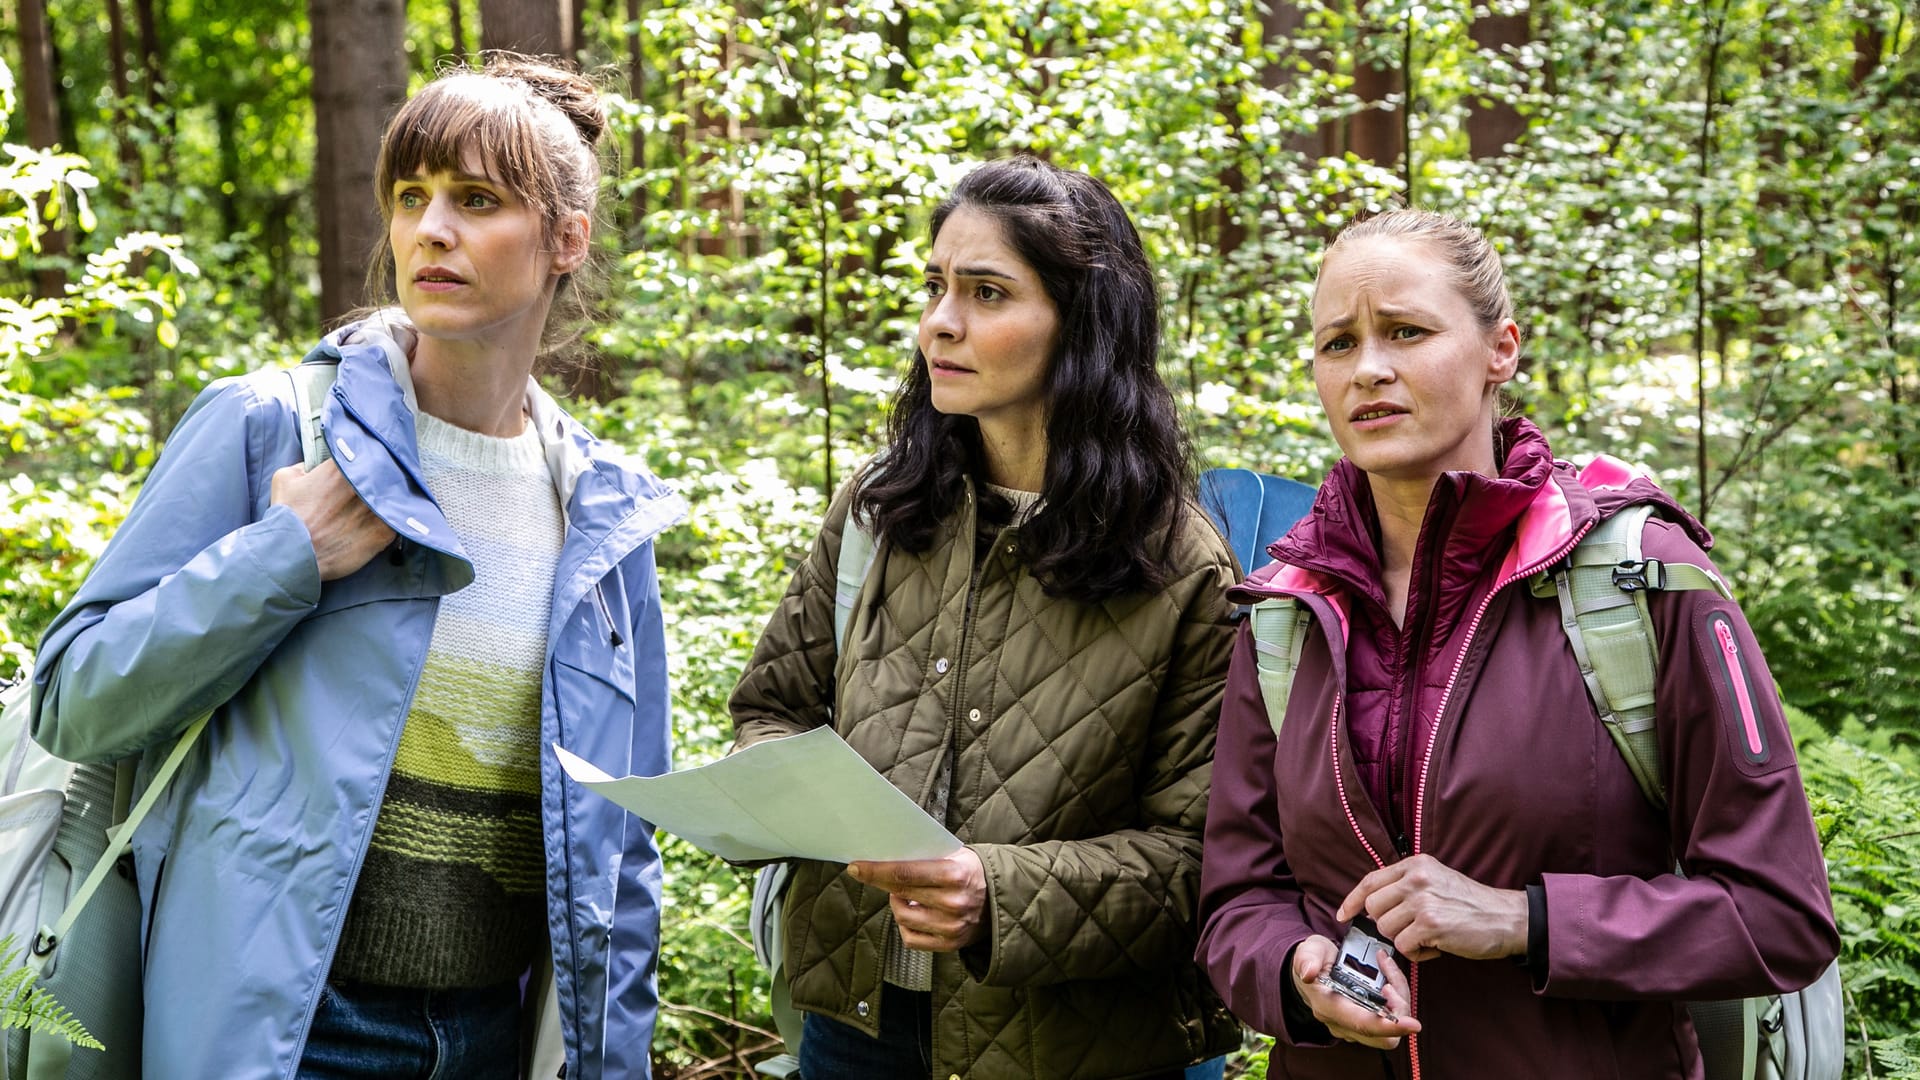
top-left (1228, 417), bottom-right (1713, 609)
top-left (1571, 453), bottom-right (1715, 551)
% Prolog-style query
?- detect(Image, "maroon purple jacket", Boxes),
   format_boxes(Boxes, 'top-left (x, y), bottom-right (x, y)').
top-left (1196, 419), bottom-right (1837, 1079)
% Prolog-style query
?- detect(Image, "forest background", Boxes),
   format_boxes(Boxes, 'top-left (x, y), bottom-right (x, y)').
top-left (0, 0), bottom-right (1914, 1075)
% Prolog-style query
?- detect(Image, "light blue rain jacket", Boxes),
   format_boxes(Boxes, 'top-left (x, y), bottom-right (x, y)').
top-left (30, 318), bottom-right (686, 1080)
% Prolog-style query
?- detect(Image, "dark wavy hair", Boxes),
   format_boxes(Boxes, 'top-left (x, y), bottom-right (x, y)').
top-left (854, 156), bottom-right (1193, 604)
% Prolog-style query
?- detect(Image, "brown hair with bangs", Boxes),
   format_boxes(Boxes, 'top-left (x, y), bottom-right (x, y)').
top-left (367, 53), bottom-right (609, 364)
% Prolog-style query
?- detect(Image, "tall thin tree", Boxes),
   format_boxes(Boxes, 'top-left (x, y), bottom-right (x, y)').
top-left (309, 0), bottom-right (408, 323)
top-left (17, 0), bottom-right (68, 298)
top-left (1468, 1), bottom-right (1529, 159)
top-left (480, 0), bottom-right (573, 59)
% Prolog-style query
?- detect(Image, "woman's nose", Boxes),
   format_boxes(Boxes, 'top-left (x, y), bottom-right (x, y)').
top-left (1350, 340), bottom-right (1393, 385)
top-left (923, 294), bottom-right (962, 339)
top-left (416, 198), bottom-right (456, 248)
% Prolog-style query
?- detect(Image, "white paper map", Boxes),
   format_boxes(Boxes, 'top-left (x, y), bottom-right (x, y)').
top-left (553, 726), bottom-right (961, 864)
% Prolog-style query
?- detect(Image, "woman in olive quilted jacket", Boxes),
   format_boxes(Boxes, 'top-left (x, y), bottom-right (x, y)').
top-left (729, 156), bottom-right (1244, 1079)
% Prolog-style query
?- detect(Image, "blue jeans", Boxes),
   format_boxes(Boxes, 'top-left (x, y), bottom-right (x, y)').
top-left (798, 982), bottom-right (1210, 1079)
top-left (799, 983), bottom-right (931, 1079)
top-left (296, 977), bottom-right (521, 1080)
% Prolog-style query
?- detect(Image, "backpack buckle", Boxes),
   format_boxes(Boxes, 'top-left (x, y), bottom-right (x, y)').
top-left (1611, 559), bottom-right (1666, 592)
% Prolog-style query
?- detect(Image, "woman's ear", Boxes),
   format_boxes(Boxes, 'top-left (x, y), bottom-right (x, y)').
top-left (1486, 319), bottom-right (1522, 386)
top-left (551, 211), bottom-right (591, 276)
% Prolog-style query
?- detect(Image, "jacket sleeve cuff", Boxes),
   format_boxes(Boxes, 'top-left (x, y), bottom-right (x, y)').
top-left (1278, 942), bottom-right (1334, 1045)
top-left (1525, 883), bottom-right (1548, 988)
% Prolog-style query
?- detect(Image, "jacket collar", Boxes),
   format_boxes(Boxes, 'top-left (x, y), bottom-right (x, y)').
top-left (1231, 419), bottom-right (1603, 608)
top-left (307, 313), bottom-right (687, 581)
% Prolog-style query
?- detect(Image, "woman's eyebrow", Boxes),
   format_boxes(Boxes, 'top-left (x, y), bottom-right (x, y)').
top-left (1316, 305), bottom-right (1426, 333)
top-left (924, 261), bottom-right (1018, 281)
top-left (393, 169), bottom-right (500, 185)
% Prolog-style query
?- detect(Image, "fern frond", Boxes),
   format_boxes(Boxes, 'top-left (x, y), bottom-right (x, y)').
top-left (0, 934), bottom-right (103, 1051)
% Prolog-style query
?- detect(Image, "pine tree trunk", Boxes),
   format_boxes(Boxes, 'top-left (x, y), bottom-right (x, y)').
top-left (450, 0), bottom-right (468, 59)
top-left (626, 0), bottom-right (646, 228)
top-left (1346, 0), bottom-right (1404, 172)
top-left (480, 0), bottom-right (572, 59)
top-left (1262, 0), bottom-right (1335, 159)
top-left (105, 0), bottom-right (144, 190)
top-left (1468, 3), bottom-right (1529, 159)
top-left (309, 0), bottom-right (408, 324)
top-left (18, 0), bottom-right (68, 298)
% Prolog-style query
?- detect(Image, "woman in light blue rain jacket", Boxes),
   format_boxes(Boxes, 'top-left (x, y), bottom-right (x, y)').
top-left (30, 58), bottom-right (683, 1080)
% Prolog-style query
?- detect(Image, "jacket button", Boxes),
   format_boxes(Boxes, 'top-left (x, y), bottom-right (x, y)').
top-left (935, 658), bottom-right (949, 674)
top-left (855, 1000), bottom-right (870, 1017)
top-left (968, 708), bottom-right (981, 722)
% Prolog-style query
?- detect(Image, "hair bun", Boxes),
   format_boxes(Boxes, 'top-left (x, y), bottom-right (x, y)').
top-left (485, 54), bottom-right (607, 147)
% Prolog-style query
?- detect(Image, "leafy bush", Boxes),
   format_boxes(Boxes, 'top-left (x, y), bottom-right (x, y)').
top-left (1795, 710), bottom-right (1920, 1079)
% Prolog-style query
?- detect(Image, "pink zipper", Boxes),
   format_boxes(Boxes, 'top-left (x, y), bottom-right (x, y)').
top-left (1714, 619), bottom-right (1765, 756)
top-left (1328, 690), bottom-right (1385, 871)
top-left (1401, 520), bottom-right (1594, 1080)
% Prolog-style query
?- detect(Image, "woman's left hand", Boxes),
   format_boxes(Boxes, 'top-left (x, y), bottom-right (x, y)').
top-left (1336, 853), bottom-right (1528, 963)
top-left (847, 848), bottom-right (988, 953)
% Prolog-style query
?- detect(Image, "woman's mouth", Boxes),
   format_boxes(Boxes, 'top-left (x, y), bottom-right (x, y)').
top-left (1350, 405), bottom-right (1407, 427)
top-left (413, 267), bottom-right (467, 289)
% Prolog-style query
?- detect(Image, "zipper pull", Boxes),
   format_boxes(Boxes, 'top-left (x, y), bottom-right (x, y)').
top-left (1393, 832), bottom-right (1411, 856)
top-left (594, 584), bottom-right (624, 648)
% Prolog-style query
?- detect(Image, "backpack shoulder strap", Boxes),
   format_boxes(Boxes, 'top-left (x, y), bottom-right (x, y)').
top-left (287, 361), bottom-right (340, 470)
top-left (832, 511), bottom-right (879, 654)
top-left (1533, 504), bottom-right (1731, 811)
top-left (1247, 597), bottom-right (1311, 740)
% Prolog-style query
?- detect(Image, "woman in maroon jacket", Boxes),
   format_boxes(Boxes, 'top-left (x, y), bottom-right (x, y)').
top-left (1195, 209), bottom-right (1838, 1078)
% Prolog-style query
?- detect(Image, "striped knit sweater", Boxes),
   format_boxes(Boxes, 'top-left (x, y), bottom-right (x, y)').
top-left (330, 409), bottom-right (564, 988)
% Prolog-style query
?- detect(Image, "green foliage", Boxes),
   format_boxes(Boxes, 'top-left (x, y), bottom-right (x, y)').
top-left (0, 935), bottom-right (103, 1052)
top-left (0, 1), bottom-right (1914, 1075)
top-left (1795, 709), bottom-right (1920, 1078)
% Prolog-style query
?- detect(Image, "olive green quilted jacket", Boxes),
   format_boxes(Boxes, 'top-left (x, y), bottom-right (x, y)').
top-left (730, 479), bottom-right (1243, 1079)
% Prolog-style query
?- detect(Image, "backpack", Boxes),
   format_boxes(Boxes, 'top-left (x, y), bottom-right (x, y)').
top-left (1227, 473), bottom-right (1844, 1080)
top-left (0, 361), bottom-right (338, 1080)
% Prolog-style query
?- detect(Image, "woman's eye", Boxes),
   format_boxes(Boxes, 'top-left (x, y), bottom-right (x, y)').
top-left (464, 191), bottom-right (498, 209)
top-left (922, 279), bottom-right (945, 298)
top-left (973, 283), bottom-right (1003, 302)
top-left (1391, 325), bottom-right (1425, 340)
top-left (397, 191), bottom-right (424, 210)
top-left (1319, 336), bottom-right (1352, 354)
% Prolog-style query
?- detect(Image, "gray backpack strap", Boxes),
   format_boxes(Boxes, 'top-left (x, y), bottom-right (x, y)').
top-left (286, 362), bottom-right (339, 470)
top-left (1535, 504), bottom-right (1730, 811)
top-left (751, 503), bottom-right (879, 1074)
top-left (833, 512), bottom-right (879, 651)
top-left (1248, 598), bottom-right (1311, 740)
top-left (34, 713), bottom-right (208, 964)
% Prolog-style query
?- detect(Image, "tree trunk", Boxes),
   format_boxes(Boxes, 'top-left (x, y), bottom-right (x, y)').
top-left (1346, 0), bottom-right (1404, 172)
top-left (105, 0), bottom-right (144, 189)
top-left (1468, 2), bottom-right (1529, 159)
top-left (18, 0), bottom-right (68, 298)
top-left (133, 0), bottom-right (163, 103)
top-left (1261, 0), bottom-right (1336, 159)
top-left (216, 98), bottom-right (242, 242)
top-left (627, 0), bottom-right (646, 228)
top-left (450, 0), bottom-right (468, 60)
top-left (1851, 22), bottom-right (1884, 89)
top-left (480, 0), bottom-right (573, 60)
top-left (309, 0), bottom-right (408, 324)
top-left (132, 0), bottom-right (182, 233)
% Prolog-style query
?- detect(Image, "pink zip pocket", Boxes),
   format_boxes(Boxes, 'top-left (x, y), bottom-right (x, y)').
top-left (1708, 612), bottom-right (1769, 764)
